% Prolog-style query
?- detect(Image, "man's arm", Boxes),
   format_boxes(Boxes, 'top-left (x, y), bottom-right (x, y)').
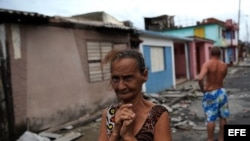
top-left (196, 63), bottom-right (208, 93)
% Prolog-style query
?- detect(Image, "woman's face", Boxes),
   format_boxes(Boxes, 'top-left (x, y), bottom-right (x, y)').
top-left (111, 58), bottom-right (148, 102)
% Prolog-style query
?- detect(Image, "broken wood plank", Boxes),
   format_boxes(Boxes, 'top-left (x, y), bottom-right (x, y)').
top-left (38, 132), bottom-right (62, 139)
top-left (54, 132), bottom-right (82, 141)
top-left (168, 89), bottom-right (197, 106)
top-left (161, 94), bottom-right (186, 98)
top-left (161, 90), bottom-right (182, 94)
top-left (192, 126), bottom-right (219, 131)
top-left (45, 111), bottom-right (102, 133)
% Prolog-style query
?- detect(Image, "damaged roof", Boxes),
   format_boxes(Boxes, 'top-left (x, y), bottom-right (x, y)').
top-left (71, 11), bottom-right (125, 26)
top-left (50, 16), bottom-right (133, 31)
top-left (0, 8), bottom-right (135, 31)
top-left (0, 8), bottom-right (50, 23)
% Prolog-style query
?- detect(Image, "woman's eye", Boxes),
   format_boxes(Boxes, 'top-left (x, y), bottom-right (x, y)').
top-left (124, 76), bottom-right (132, 81)
top-left (112, 77), bottom-right (119, 83)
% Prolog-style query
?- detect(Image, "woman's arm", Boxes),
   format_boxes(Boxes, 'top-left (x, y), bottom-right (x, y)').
top-left (154, 111), bottom-right (172, 141)
top-left (98, 109), bottom-right (121, 141)
top-left (98, 109), bottom-right (109, 141)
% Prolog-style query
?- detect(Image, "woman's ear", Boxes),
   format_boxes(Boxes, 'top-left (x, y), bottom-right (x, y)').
top-left (142, 69), bottom-right (148, 82)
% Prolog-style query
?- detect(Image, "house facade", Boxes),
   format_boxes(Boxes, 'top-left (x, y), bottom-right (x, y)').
top-left (144, 15), bottom-right (214, 80)
top-left (187, 36), bottom-right (214, 78)
top-left (137, 30), bottom-right (194, 93)
top-left (224, 19), bottom-right (239, 64)
top-left (0, 9), bottom-right (138, 140)
top-left (162, 17), bottom-right (239, 65)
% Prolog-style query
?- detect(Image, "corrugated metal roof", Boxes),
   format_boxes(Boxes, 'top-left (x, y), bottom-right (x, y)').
top-left (0, 8), bottom-right (50, 23)
top-left (50, 16), bottom-right (134, 30)
top-left (137, 30), bottom-right (193, 41)
top-left (0, 8), bottom-right (135, 31)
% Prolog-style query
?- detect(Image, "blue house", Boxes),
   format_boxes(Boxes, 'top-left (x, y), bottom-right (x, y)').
top-left (137, 30), bottom-right (192, 93)
top-left (161, 18), bottom-right (239, 65)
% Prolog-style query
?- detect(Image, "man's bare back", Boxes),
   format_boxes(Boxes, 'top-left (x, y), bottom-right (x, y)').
top-left (203, 59), bottom-right (227, 91)
top-left (197, 48), bottom-right (228, 92)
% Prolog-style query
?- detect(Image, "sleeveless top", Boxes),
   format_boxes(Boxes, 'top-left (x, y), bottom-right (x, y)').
top-left (106, 104), bottom-right (168, 141)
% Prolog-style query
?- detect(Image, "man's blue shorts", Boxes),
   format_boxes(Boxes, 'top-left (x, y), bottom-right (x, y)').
top-left (202, 88), bottom-right (230, 122)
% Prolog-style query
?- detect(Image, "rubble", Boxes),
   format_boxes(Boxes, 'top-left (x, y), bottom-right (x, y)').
top-left (53, 132), bottom-right (82, 141)
top-left (143, 86), bottom-right (205, 131)
top-left (38, 132), bottom-right (62, 140)
top-left (37, 131), bottom-right (82, 141)
top-left (17, 131), bottom-right (50, 141)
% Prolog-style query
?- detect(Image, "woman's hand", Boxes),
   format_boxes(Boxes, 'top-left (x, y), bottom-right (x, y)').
top-left (120, 116), bottom-right (136, 141)
top-left (114, 103), bottom-right (136, 139)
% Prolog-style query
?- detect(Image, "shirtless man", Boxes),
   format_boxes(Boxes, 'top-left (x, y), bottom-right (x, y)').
top-left (197, 47), bottom-right (230, 141)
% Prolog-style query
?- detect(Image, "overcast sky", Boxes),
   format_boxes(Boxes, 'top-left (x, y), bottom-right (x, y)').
top-left (0, 0), bottom-right (250, 41)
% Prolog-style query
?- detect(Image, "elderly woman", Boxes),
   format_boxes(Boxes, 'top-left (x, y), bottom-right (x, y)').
top-left (98, 49), bottom-right (172, 141)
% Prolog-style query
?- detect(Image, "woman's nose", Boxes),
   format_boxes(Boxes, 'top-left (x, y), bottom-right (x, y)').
top-left (117, 80), bottom-right (126, 90)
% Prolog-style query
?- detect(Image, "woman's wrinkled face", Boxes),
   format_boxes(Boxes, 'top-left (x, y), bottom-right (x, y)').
top-left (111, 58), bottom-right (147, 102)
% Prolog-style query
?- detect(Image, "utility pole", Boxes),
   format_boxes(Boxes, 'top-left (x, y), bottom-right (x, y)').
top-left (238, 0), bottom-right (241, 41)
top-left (237, 0), bottom-right (241, 63)
top-left (246, 17), bottom-right (249, 43)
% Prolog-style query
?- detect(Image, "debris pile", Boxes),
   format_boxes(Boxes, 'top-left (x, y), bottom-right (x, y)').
top-left (144, 87), bottom-right (203, 131)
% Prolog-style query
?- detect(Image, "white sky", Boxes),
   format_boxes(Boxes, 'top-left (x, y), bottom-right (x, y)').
top-left (0, 0), bottom-right (250, 41)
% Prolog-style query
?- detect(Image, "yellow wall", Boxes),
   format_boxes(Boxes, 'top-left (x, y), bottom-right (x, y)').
top-left (194, 27), bottom-right (205, 38)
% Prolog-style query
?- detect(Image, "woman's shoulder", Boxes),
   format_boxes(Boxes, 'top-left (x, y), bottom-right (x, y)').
top-left (151, 104), bottom-right (168, 113)
top-left (147, 104), bottom-right (168, 120)
top-left (143, 104), bottom-right (169, 127)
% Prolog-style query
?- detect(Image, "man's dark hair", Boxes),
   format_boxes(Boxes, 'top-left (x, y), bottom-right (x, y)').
top-left (210, 47), bottom-right (221, 57)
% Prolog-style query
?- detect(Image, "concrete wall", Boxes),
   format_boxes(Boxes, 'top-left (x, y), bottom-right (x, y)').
top-left (204, 24), bottom-right (227, 47)
top-left (195, 42), bottom-right (213, 75)
top-left (7, 24), bottom-right (130, 131)
top-left (188, 42), bottom-right (197, 79)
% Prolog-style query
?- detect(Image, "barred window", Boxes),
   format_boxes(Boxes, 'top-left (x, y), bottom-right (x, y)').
top-left (150, 47), bottom-right (165, 72)
top-left (87, 41), bottom-right (127, 82)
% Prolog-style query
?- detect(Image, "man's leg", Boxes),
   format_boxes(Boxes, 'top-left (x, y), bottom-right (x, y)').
top-left (218, 118), bottom-right (227, 141)
top-left (206, 122), bottom-right (215, 141)
top-left (218, 88), bottom-right (229, 141)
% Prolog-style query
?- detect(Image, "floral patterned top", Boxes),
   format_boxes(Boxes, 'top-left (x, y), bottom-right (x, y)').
top-left (106, 104), bottom-right (168, 141)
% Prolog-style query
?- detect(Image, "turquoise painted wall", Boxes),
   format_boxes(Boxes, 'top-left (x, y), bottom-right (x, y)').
top-left (204, 25), bottom-right (225, 47)
top-left (162, 28), bottom-right (194, 37)
top-left (162, 24), bottom-right (226, 47)
top-left (143, 46), bottom-right (173, 93)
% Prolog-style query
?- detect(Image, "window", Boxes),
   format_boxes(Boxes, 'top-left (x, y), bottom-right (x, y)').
top-left (87, 41), bottom-right (128, 82)
top-left (218, 27), bottom-right (221, 39)
top-left (150, 47), bottom-right (165, 72)
top-left (222, 30), bottom-right (226, 38)
top-left (232, 31), bottom-right (235, 39)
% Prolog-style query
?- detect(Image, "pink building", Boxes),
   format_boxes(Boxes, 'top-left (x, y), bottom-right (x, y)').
top-left (174, 36), bottom-right (214, 83)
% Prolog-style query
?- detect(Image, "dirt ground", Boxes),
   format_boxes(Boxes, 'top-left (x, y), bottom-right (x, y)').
top-left (69, 58), bottom-right (250, 141)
